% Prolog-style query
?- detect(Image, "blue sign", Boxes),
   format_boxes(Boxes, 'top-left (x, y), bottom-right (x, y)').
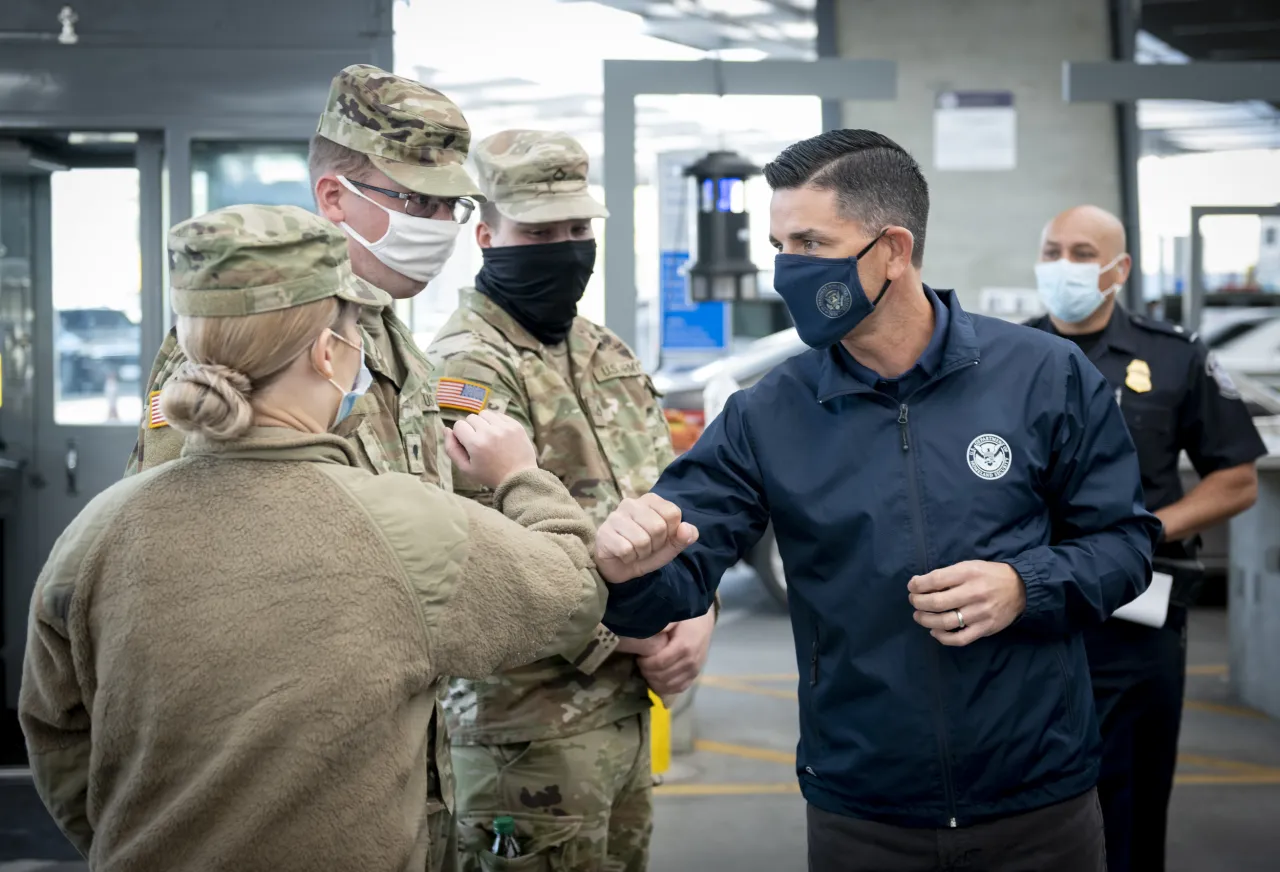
top-left (660, 251), bottom-right (728, 352)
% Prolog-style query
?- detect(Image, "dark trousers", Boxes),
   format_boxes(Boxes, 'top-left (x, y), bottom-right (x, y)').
top-left (806, 788), bottom-right (1106, 872)
top-left (1087, 607), bottom-right (1188, 872)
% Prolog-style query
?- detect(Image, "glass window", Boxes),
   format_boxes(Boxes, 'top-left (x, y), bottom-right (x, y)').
top-left (191, 141), bottom-right (313, 215)
top-left (51, 168), bottom-right (142, 425)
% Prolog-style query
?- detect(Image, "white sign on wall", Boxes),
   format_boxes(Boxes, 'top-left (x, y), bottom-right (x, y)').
top-left (934, 91), bottom-right (1017, 171)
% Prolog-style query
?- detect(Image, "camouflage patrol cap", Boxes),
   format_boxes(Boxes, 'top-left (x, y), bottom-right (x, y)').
top-left (316, 64), bottom-right (484, 201)
top-left (168, 204), bottom-right (391, 317)
top-left (473, 129), bottom-right (609, 223)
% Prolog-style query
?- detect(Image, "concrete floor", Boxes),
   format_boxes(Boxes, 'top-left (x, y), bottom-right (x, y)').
top-left (3, 567), bottom-right (1279, 871)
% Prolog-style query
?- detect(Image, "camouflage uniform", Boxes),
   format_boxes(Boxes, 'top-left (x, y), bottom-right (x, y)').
top-left (429, 131), bottom-right (678, 872)
top-left (122, 65), bottom-right (486, 872)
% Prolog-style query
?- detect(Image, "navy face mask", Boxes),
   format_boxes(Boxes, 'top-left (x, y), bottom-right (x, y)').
top-left (774, 232), bottom-right (891, 349)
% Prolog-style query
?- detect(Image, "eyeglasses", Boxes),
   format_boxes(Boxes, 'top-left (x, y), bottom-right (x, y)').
top-left (345, 178), bottom-right (475, 224)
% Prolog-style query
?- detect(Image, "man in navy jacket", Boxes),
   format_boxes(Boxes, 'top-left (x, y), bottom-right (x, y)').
top-left (593, 130), bottom-right (1160, 872)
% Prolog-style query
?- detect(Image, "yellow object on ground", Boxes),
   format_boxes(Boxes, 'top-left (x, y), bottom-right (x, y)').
top-left (650, 691), bottom-right (671, 776)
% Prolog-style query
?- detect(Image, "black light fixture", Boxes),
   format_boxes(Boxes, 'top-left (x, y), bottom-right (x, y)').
top-left (683, 149), bottom-right (760, 302)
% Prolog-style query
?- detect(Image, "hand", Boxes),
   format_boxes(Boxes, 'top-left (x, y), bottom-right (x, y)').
top-left (615, 626), bottom-right (673, 657)
top-left (595, 493), bottom-right (699, 584)
top-left (445, 410), bottom-right (537, 489)
top-left (908, 561), bottom-right (1027, 647)
top-left (638, 611), bottom-right (715, 696)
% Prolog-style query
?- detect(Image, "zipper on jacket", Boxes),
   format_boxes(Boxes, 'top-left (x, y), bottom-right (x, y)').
top-left (899, 402), bottom-right (959, 828)
top-left (805, 621), bottom-right (821, 777)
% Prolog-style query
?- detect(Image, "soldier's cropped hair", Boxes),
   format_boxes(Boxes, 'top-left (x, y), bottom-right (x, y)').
top-left (308, 134), bottom-right (374, 185)
top-left (479, 201), bottom-right (503, 228)
top-left (764, 130), bottom-right (929, 267)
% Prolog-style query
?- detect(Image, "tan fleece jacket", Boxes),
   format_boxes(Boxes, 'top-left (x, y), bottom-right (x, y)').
top-left (19, 428), bottom-right (605, 872)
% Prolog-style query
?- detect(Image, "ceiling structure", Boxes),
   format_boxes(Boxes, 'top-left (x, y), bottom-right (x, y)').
top-left (397, 0), bottom-right (1279, 186)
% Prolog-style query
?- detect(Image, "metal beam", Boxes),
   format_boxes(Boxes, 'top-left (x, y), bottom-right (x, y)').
top-left (1188, 205), bottom-right (1280, 335)
top-left (1065, 61), bottom-right (1280, 103)
top-left (602, 58), bottom-right (897, 347)
top-left (815, 0), bottom-right (841, 132)
top-left (1109, 0), bottom-right (1143, 313)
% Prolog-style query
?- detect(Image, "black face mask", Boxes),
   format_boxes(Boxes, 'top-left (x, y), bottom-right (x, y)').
top-left (475, 240), bottom-right (597, 345)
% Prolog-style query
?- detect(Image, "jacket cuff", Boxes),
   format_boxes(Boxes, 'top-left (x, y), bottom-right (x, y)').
top-left (602, 572), bottom-right (664, 637)
top-left (1004, 553), bottom-right (1049, 626)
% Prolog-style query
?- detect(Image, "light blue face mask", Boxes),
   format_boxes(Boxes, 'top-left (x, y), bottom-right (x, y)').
top-left (1034, 254), bottom-right (1125, 323)
top-left (325, 329), bottom-right (374, 427)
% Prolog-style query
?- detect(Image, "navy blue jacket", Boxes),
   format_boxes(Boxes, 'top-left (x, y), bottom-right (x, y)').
top-left (605, 289), bottom-right (1159, 828)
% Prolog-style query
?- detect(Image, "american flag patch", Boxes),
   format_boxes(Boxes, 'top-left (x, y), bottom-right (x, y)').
top-left (436, 378), bottom-right (490, 414)
top-left (148, 390), bottom-right (168, 429)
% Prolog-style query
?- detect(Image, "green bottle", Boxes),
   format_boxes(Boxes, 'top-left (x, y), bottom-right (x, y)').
top-left (492, 816), bottom-right (521, 858)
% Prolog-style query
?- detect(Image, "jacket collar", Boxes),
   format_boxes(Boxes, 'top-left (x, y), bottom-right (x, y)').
top-left (182, 427), bottom-right (357, 466)
top-left (461, 287), bottom-right (545, 353)
top-left (1030, 304), bottom-right (1139, 360)
top-left (816, 288), bottom-right (981, 402)
top-left (359, 305), bottom-right (407, 389)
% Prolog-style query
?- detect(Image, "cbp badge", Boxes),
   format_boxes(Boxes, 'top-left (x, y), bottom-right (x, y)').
top-left (816, 282), bottom-right (853, 319)
top-left (966, 433), bottom-right (1012, 480)
top-left (1124, 359), bottom-right (1152, 394)
top-left (1206, 352), bottom-right (1241, 400)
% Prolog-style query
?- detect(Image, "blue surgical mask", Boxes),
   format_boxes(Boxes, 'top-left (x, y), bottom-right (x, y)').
top-left (324, 329), bottom-right (374, 427)
top-left (1034, 255), bottom-right (1124, 323)
top-left (773, 232), bottom-right (891, 349)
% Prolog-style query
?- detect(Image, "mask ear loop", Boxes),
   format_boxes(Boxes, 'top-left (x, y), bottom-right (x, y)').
top-left (856, 230), bottom-right (894, 308)
top-left (1099, 253), bottom-right (1127, 298)
top-left (321, 328), bottom-right (365, 394)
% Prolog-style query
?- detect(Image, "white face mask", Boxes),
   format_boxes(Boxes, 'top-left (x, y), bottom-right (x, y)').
top-left (1034, 254), bottom-right (1125, 323)
top-left (337, 175), bottom-right (461, 285)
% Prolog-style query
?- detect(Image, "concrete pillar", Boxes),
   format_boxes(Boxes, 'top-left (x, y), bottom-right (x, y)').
top-left (1229, 456), bottom-right (1280, 718)
top-left (832, 0), bottom-right (1122, 307)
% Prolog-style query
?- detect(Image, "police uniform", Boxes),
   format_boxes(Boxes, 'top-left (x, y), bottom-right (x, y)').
top-left (428, 131), bottom-right (687, 872)
top-left (1027, 306), bottom-right (1267, 872)
top-left (123, 64), bottom-right (488, 872)
top-left (21, 204), bottom-right (607, 871)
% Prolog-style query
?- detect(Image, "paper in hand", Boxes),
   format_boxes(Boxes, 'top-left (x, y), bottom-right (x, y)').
top-left (1111, 571), bottom-right (1173, 628)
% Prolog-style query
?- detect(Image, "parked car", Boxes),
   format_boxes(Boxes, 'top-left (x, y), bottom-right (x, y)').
top-left (654, 311), bottom-right (1280, 607)
top-left (56, 308), bottom-right (142, 397)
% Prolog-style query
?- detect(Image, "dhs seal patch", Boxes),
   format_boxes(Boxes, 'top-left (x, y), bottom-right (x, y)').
top-left (816, 282), bottom-right (853, 319)
top-left (967, 434), bottom-right (1012, 480)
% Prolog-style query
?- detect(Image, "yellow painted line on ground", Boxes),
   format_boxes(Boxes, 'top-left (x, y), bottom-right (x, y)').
top-left (1184, 699), bottom-right (1266, 719)
top-left (714, 673), bottom-right (801, 682)
top-left (655, 782), bottom-right (801, 797)
top-left (1178, 753), bottom-right (1280, 777)
top-left (699, 675), bottom-right (797, 701)
top-left (1175, 773), bottom-right (1280, 785)
top-left (696, 739), bottom-right (795, 765)
top-left (1186, 664), bottom-right (1228, 676)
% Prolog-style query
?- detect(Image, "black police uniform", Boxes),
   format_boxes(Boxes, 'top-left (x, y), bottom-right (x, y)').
top-left (1027, 306), bottom-right (1267, 872)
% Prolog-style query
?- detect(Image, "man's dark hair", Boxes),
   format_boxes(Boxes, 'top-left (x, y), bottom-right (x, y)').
top-left (763, 130), bottom-right (929, 267)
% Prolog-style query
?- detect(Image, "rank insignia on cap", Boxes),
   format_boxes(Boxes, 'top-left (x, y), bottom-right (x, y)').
top-left (437, 378), bottom-right (490, 413)
top-left (148, 390), bottom-right (169, 429)
top-left (1124, 359), bottom-right (1152, 394)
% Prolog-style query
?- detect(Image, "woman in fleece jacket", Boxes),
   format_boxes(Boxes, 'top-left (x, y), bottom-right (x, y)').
top-left (18, 204), bottom-right (610, 872)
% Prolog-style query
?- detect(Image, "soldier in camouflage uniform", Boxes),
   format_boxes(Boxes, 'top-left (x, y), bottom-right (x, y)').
top-left (428, 130), bottom-right (719, 871)
top-left (123, 65), bottom-right (484, 872)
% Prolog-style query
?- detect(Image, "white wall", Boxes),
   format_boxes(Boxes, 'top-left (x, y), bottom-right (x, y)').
top-left (834, 0), bottom-right (1121, 306)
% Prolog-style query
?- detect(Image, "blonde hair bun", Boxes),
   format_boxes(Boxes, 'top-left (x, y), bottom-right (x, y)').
top-left (160, 362), bottom-right (254, 441)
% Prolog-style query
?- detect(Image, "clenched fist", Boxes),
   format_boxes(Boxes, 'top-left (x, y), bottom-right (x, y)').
top-left (445, 410), bottom-right (538, 489)
top-left (595, 493), bottom-right (699, 584)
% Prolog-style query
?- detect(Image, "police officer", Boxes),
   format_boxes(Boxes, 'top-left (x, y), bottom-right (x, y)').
top-left (427, 130), bottom-right (717, 871)
top-left (22, 204), bottom-right (609, 871)
top-left (1026, 204), bottom-right (1267, 872)
top-left (125, 65), bottom-right (486, 872)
